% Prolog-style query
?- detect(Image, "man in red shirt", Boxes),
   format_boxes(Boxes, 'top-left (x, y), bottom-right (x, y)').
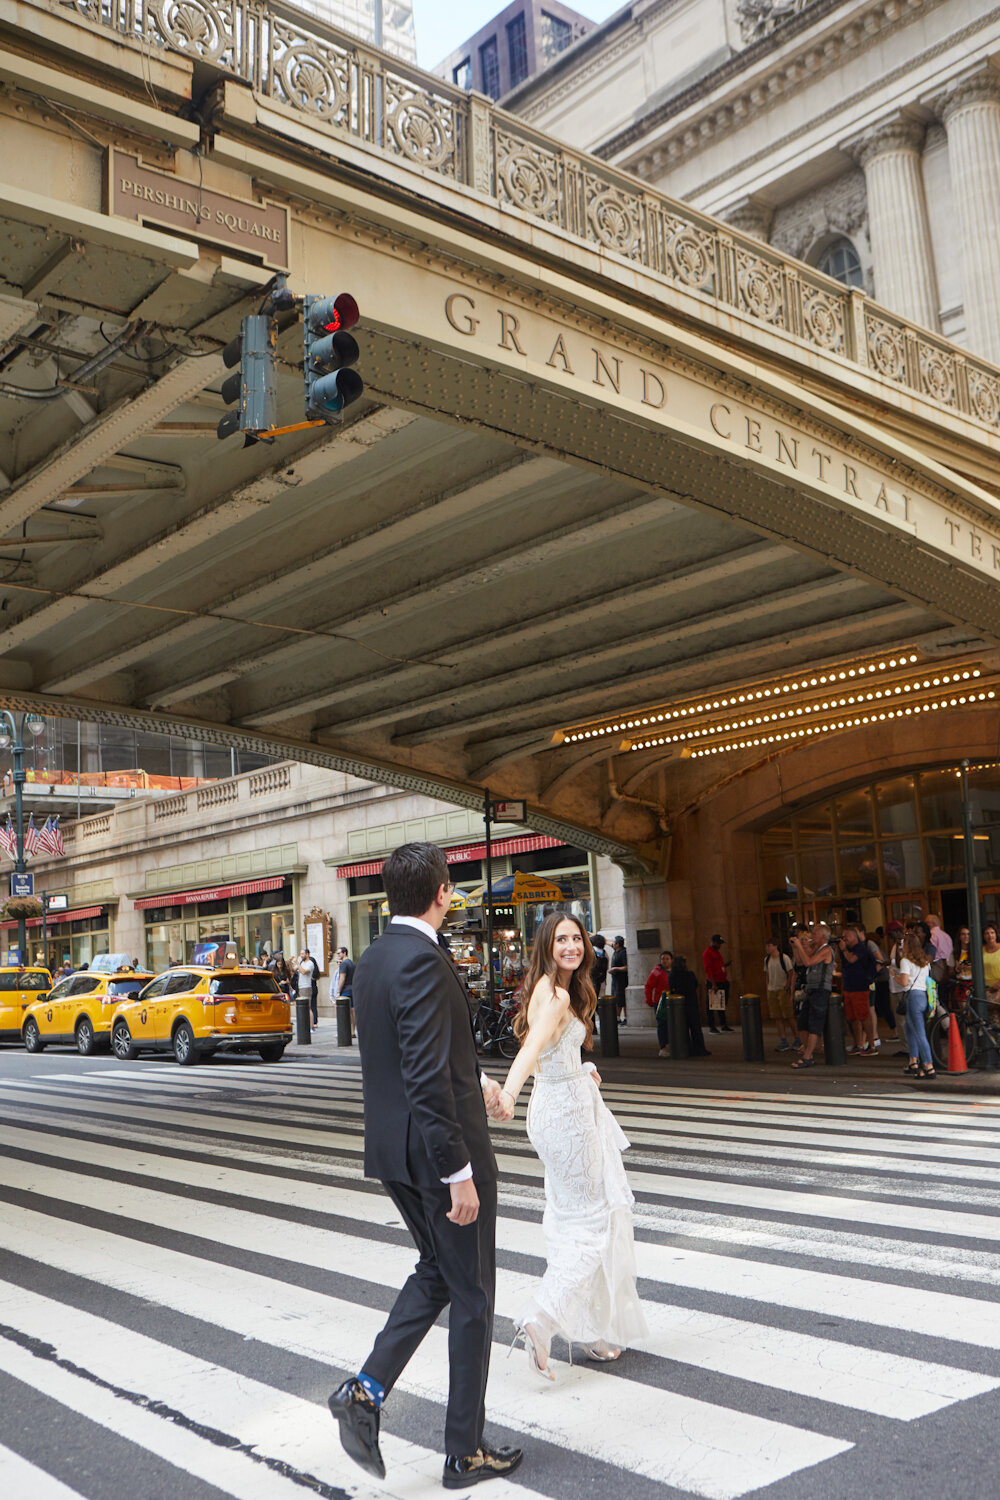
top-left (644, 951), bottom-right (673, 1056)
top-left (701, 933), bottom-right (733, 1033)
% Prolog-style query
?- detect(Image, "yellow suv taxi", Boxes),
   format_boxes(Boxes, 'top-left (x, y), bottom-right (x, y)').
top-left (110, 964), bottom-right (292, 1065)
top-left (22, 957), bottom-right (151, 1055)
top-left (0, 967), bottom-right (51, 1044)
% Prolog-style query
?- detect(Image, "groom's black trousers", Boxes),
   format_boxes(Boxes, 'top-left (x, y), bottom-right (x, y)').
top-left (362, 1176), bottom-right (497, 1455)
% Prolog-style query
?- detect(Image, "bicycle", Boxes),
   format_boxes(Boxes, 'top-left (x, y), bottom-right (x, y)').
top-left (473, 994), bottom-right (521, 1059)
top-left (928, 983), bottom-right (1000, 1070)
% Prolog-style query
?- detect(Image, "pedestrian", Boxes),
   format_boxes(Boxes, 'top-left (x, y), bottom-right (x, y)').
top-left (763, 939), bottom-right (797, 1051)
top-left (329, 842), bottom-right (521, 1488)
top-left (982, 922), bottom-right (1000, 1009)
top-left (494, 912), bottom-right (647, 1376)
top-left (869, 926), bottom-right (896, 1042)
top-left (790, 923), bottom-right (834, 1068)
top-left (665, 955), bottom-right (710, 1057)
top-left (334, 945), bottom-right (356, 1034)
top-left (60, 960), bottom-right (73, 978)
top-left (701, 933), bottom-right (732, 1032)
top-left (644, 951), bottom-right (673, 1056)
top-left (890, 929), bottom-right (935, 1079)
top-left (609, 935), bottom-right (628, 1024)
top-left (838, 926), bottom-right (878, 1055)
top-left (296, 948), bottom-right (318, 1028)
top-left (590, 933), bottom-right (609, 997)
top-left (927, 914), bottom-right (954, 971)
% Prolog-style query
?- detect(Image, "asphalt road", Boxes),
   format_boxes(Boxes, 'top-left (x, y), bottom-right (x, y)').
top-left (0, 1042), bottom-right (998, 1500)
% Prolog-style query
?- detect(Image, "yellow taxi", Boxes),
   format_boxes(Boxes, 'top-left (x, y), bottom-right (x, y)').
top-left (0, 966), bottom-right (51, 1045)
top-left (109, 960), bottom-right (292, 1065)
top-left (22, 955), bottom-right (151, 1055)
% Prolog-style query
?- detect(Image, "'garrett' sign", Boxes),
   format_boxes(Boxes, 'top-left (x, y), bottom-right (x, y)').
top-left (108, 150), bottom-right (289, 270)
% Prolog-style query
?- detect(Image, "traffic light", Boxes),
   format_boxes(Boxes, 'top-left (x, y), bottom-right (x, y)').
top-left (304, 293), bottom-right (363, 421)
top-left (216, 314), bottom-right (277, 442)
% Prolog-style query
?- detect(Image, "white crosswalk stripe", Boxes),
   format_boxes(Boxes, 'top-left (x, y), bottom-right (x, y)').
top-left (0, 1053), bottom-right (998, 1500)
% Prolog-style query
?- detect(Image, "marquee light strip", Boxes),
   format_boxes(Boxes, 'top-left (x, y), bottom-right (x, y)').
top-left (685, 690), bottom-right (996, 758)
top-left (627, 669), bottom-right (983, 751)
top-left (562, 651), bottom-right (922, 744)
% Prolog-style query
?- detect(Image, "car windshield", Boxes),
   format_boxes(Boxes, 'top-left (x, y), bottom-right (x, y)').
top-left (209, 975), bottom-right (280, 995)
top-left (0, 972), bottom-right (48, 990)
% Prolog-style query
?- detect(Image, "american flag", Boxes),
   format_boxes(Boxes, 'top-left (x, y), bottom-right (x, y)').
top-left (23, 816), bottom-right (39, 858)
top-left (0, 818), bottom-right (15, 860)
top-left (39, 815), bottom-right (64, 856)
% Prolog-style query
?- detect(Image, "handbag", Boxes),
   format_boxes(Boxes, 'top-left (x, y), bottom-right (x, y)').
top-left (708, 986), bottom-right (726, 1011)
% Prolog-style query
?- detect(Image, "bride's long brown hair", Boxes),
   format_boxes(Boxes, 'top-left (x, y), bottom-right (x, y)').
top-left (512, 911), bottom-right (597, 1050)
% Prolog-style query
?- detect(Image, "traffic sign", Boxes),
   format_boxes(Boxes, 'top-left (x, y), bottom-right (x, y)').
top-left (9, 872), bottom-right (34, 898)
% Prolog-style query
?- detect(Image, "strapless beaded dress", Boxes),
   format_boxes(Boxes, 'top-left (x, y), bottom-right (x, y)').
top-left (517, 1016), bottom-right (647, 1352)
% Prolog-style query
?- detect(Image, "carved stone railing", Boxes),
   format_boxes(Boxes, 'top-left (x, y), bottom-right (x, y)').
top-left (51, 0), bottom-right (1000, 435)
top-left (248, 764), bottom-right (292, 796)
top-left (153, 792), bottom-right (188, 819)
top-left (196, 780), bottom-right (239, 810)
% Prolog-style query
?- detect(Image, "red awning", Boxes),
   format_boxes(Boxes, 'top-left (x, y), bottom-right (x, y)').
top-left (336, 834), bottom-right (563, 879)
top-left (0, 904), bottom-right (104, 931)
top-left (133, 875), bottom-right (286, 910)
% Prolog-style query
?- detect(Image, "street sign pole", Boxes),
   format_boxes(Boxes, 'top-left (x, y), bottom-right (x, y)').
top-left (41, 892), bottom-right (48, 972)
top-left (12, 733), bottom-right (26, 963)
top-left (484, 788), bottom-right (495, 1010)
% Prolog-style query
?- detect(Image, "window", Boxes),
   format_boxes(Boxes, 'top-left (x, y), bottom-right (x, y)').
top-left (539, 10), bottom-right (573, 62)
top-left (815, 237), bottom-right (863, 288)
top-left (506, 13), bottom-right (528, 88)
top-left (452, 57), bottom-right (471, 90)
top-left (209, 975), bottom-right (280, 995)
top-left (479, 35), bottom-right (500, 98)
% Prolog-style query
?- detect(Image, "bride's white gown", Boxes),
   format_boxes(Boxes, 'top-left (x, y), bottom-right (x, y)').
top-left (517, 1016), bottom-right (648, 1351)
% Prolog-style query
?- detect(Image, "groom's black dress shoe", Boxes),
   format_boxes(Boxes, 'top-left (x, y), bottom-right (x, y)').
top-left (443, 1445), bottom-right (523, 1488)
top-left (329, 1378), bottom-right (385, 1479)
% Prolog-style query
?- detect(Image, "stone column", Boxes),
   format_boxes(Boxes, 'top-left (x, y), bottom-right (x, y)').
top-left (848, 118), bottom-right (939, 331)
top-left (937, 73), bottom-right (1000, 364)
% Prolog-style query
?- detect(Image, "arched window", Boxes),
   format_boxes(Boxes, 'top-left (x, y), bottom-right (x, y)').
top-left (815, 237), bottom-right (863, 288)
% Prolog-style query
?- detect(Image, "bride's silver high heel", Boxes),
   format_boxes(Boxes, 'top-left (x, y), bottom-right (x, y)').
top-left (580, 1341), bottom-right (622, 1362)
top-left (509, 1322), bottom-right (554, 1382)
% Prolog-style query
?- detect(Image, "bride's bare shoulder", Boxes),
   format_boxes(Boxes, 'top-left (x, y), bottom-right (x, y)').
top-left (528, 975), bottom-right (570, 1010)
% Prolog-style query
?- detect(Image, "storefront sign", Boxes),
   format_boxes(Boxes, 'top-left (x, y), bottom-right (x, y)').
top-left (108, 150), bottom-right (290, 270)
top-left (491, 799), bottom-right (527, 822)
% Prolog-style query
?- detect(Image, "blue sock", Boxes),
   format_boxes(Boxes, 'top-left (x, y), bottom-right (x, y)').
top-left (357, 1372), bottom-right (385, 1407)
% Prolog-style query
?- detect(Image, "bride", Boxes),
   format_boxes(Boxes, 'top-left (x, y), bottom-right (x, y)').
top-left (494, 912), bottom-right (647, 1379)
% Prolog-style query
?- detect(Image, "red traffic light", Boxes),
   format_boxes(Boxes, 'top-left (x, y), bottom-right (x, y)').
top-left (310, 293), bottom-right (360, 336)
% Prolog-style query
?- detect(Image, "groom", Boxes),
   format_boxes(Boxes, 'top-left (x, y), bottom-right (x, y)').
top-left (329, 841), bottom-right (523, 1489)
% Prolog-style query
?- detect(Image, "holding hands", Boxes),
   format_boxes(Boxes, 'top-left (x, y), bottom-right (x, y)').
top-left (482, 1074), bottom-right (516, 1121)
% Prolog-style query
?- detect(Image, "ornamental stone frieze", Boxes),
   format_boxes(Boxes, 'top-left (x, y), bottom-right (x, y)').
top-left (769, 170), bottom-right (868, 266)
top-left (719, 196), bottom-right (774, 242)
top-left (736, 0), bottom-right (818, 46)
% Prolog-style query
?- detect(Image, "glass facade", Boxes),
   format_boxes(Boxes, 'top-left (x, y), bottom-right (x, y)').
top-left (539, 10), bottom-right (574, 63)
top-left (0, 719), bottom-right (274, 788)
top-left (507, 13), bottom-right (528, 88)
top-left (479, 36), bottom-right (501, 98)
top-left (31, 913), bottom-right (111, 971)
top-left (759, 766), bottom-right (1000, 942)
top-left (143, 883), bottom-right (296, 971)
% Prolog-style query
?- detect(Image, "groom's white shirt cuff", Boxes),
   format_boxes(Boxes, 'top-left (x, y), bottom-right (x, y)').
top-left (441, 1163), bottom-right (473, 1182)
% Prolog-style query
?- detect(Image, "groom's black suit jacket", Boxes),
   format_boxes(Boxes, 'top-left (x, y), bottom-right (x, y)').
top-left (354, 923), bottom-right (498, 1188)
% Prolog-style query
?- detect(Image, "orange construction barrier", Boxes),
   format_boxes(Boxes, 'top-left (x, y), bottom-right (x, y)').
top-left (947, 1012), bottom-right (968, 1074)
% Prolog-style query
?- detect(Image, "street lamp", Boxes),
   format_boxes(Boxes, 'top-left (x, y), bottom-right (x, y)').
top-left (0, 711), bottom-right (46, 961)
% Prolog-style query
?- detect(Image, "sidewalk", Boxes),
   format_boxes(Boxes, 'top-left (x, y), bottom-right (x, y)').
top-left (291, 1020), bottom-right (1000, 1095)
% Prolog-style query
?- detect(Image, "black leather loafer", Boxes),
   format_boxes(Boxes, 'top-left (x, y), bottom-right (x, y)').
top-left (329, 1378), bottom-right (385, 1480)
top-left (443, 1445), bottom-right (523, 1488)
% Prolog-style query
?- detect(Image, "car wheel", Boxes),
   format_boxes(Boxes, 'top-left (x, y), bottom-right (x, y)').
top-left (173, 1020), bottom-right (198, 1066)
top-left (22, 1018), bottom-right (44, 1053)
top-left (258, 1043), bottom-right (286, 1063)
top-left (112, 1020), bottom-right (138, 1061)
top-left (76, 1017), bottom-right (96, 1056)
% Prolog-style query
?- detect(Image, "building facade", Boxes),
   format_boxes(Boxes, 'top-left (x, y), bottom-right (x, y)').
top-left (504, 0), bottom-right (1000, 360)
top-left (435, 0), bottom-right (593, 99)
top-left (20, 762), bottom-right (626, 1012)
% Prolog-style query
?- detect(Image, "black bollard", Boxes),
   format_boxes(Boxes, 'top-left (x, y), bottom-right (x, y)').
top-left (597, 999), bottom-right (619, 1058)
top-left (823, 993), bottom-right (847, 1065)
top-left (295, 996), bottom-right (312, 1045)
top-left (667, 994), bottom-right (689, 1059)
top-left (740, 994), bottom-right (764, 1062)
top-left (336, 996), bottom-right (353, 1047)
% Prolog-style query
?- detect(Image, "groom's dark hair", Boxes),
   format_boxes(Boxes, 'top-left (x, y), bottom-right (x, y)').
top-left (383, 842), bottom-right (450, 917)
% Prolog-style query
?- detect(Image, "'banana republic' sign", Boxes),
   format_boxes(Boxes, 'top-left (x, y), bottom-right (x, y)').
top-left (108, 150), bottom-right (289, 270)
top-left (443, 290), bottom-right (1000, 581)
